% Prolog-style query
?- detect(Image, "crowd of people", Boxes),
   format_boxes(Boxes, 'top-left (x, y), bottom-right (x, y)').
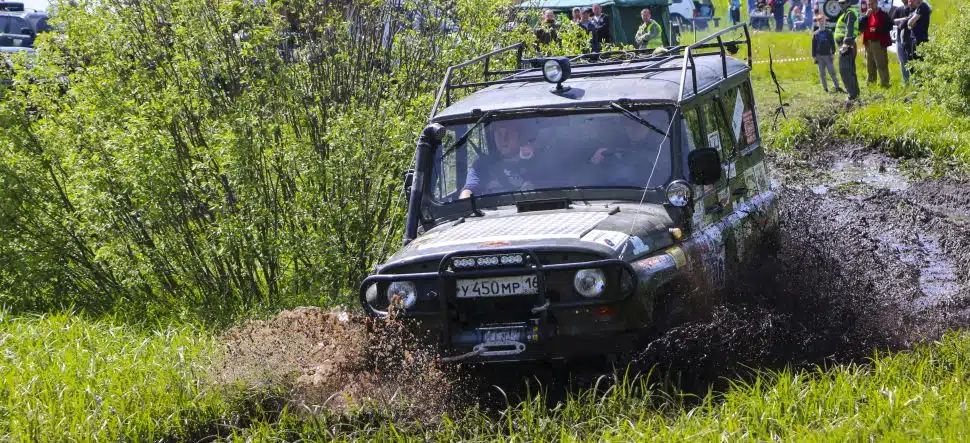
top-left (532, 3), bottom-right (664, 52)
top-left (811, 0), bottom-right (930, 100)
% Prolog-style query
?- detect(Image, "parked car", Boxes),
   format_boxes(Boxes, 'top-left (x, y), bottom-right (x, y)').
top-left (359, 25), bottom-right (777, 364)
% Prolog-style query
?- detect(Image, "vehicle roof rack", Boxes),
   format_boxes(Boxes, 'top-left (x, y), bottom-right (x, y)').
top-left (430, 24), bottom-right (752, 119)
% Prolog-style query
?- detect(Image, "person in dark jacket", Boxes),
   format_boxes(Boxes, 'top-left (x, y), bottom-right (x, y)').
top-left (859, 0), bottom-right (892, 87)
top-left (835, 0), bottom-right (860, 100)
top-left (590, 3), bottom-right (612, 44)
top-left (534, 9), bottom-right (561, 48)
top-left (891, 2), bottom-right (913, 84)
top-left (906, 0), bottom-right (931, 58)
top-left (772, 0), bottom-right (787, 31)
top-left (812, 15), bottom-right (844, 93)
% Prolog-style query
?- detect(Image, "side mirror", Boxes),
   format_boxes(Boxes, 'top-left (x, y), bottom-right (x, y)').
top-left (687, 148), bottom-right (722, 185)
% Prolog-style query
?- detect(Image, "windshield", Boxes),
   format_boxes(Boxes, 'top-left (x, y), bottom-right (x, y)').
top-left (431, 110), bottom-right (673, 203)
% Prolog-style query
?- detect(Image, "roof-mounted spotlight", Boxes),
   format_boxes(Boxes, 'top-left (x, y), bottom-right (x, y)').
top-left (542, 57), bottom-right (571, 93)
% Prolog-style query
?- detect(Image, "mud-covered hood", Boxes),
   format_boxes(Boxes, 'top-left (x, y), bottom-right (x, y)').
top-left (385, 204), bottom-right (679, 266)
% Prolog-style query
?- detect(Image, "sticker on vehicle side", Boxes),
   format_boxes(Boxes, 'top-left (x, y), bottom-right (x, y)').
top-left (628, 236), bottom-right (650, 255)
top-left (665, 246), bottom-right (687, 269)
top-left (732, 89), bottom-right (744, 140)
top-left (707, 131), bottom-right (721, 151)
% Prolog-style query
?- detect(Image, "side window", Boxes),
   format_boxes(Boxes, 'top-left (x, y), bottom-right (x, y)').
top-left (702, 100), bottom-right (733, 158)
top-left (681, 107), bottom-right (705, 181)
top-left (721, 82), bottom-right (760, 152)
top-left (433, 125), bottom-right (482, 202)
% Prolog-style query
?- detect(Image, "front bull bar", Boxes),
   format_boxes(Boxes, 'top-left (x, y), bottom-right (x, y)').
top-left (359, 248), bottom-right (639, 357)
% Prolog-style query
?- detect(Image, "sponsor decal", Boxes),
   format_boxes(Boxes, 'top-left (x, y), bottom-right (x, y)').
top-left (581, 230), bottom-right (629, 250)
top-left (742, 110), bottom-right (757, 145)
top-left (635, 253), bottom-right (675, 273)
top-left (732, 89), bottom-right (744, 140)
top-left (726, 162), bottom-right (737, 180)
top-left (628, 236), bottom-right (651, 255)
top-left (665, 246), bottom-right (687, 269)
top-left (707, 131), bottom-right (721, 151)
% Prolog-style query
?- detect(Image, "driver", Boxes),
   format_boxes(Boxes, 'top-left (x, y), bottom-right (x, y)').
top-left (460, 119), bottom-right (544, 199)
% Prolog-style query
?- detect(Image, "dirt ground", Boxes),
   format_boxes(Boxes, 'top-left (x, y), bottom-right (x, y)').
top-left (213, 140), bottom-right (970, 414)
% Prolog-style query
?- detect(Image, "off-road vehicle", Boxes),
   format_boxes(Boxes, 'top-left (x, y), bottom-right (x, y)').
top-left (360, 25), bottom-right (776, 363)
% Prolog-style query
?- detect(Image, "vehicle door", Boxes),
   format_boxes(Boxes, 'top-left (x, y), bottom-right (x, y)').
top-left (718, 80), bottom-right (773, 266)
top-left (679, 99), bottom-right (731, 292)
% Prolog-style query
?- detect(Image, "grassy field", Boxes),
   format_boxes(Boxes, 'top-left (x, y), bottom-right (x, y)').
top-left (6, 311), bottom-right (970, 440)
top-left (1, 2), bottom-right (968, 441)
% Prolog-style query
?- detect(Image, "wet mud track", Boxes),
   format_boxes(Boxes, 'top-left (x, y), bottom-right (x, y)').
top-left (215, 143), bottom-right (970, 417)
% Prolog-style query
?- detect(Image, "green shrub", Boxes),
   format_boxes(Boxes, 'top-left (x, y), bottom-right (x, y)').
top-left (912, 2), bottom-right (970, 115)
top-left (0, 0), bottom-right (518, 324)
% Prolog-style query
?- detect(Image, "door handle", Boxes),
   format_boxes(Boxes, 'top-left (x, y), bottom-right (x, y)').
top-left (732, 186), bottom-right (749, 197)
top-left (705, 203), bottom-right (724, 214)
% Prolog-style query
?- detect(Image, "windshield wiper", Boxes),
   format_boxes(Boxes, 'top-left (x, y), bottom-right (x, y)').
top-left (609, 101), bottom-right (669, 138)
top-left (438, 111), bottom-right (495, 160)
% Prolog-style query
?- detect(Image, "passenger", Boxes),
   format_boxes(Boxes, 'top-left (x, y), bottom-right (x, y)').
top-left (588, 121), bottom-right (663, 187)
top-left (460, 120), bottom-right (544, 199)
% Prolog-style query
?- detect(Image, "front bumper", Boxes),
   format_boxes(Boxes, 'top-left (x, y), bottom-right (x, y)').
top-left (360, 248), bottom-right (642, 362)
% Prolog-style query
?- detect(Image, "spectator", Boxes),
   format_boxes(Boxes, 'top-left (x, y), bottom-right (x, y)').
top-left (907, 0), bottom-right (930, 58)
top-left (635, 8), bottom-right (663, 49)
top-left (730, 0), bottom-right (742, 25)
top-left (572, 7), bottom-right (582, 24)
top-left (579, 8), bottom-right (600, 53)
top-left (891, 1), bottom-right (914, 84)
top-left (812, 15), bottom-right (845, 93)
top-left (790, 5), bottom-right (808, 30)
top-left (860, 0), bottom-right (892, 88)
top-left (772, 0), bottom-right (787, 31)
top-left (591, 3), bottom-right (612, 44)
top-left (834, 0), bottom-right (860, 100)
top-left (789, 0), bottom-right (803, 29)
top-left (534, 9), bottom-right (561, 47)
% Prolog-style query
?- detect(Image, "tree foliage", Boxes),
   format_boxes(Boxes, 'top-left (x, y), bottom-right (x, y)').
top-left (913, 2), bottom-right (970, 115)
top-left (0, 0), bottom-right (529, 323)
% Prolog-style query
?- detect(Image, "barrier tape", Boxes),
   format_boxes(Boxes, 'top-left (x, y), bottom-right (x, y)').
top-left (752, 56), bottom-right (813, 65)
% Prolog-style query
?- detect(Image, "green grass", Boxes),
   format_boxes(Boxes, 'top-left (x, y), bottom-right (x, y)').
top-left (0, 313), bottom-right (236, 441)
top-left (229, 334), bottom-right (970, 440)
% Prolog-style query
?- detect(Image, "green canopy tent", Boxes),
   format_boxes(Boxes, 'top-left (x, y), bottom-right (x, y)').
top-left (518, 0), bottom-right (677, 47)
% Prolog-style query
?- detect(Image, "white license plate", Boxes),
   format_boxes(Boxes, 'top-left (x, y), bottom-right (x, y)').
top-left (456, 275), bottom-right (538, 298)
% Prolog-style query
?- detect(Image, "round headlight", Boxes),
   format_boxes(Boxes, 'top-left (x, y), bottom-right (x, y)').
top-left (574, 268), bottom-right (606, 298)
top-left (365, 283), bottom-right (379, 305)
top-left (387, 281), bottom-right (417, 309)
top-left (666, 180), bottom-right (692, 207)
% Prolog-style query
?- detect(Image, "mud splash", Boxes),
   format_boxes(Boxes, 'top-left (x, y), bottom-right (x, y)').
top-left (212, 307), bottom-right (463, 421)
top-left (212, 144), bottom-right (970, 419)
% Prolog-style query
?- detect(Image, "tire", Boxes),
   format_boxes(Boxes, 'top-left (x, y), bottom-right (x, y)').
top-left (652, 280), bottom-right (691, 333)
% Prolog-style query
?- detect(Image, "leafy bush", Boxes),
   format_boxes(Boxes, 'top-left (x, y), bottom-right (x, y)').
top-left (913, 2), bottom-right (970, 115)
top-left (0, 0), bottom-right (520, 324)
